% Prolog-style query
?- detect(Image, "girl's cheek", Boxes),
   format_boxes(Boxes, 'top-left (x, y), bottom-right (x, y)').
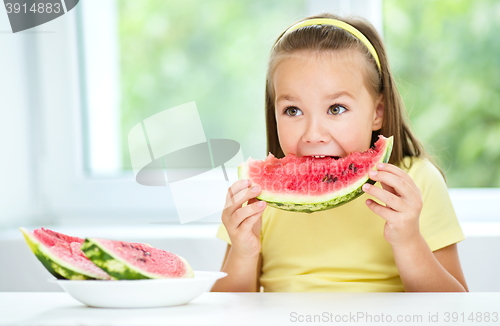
top-left (278, 114), bottom-right (306, 148)
top-left (279, 136), bottom-right (293, 155)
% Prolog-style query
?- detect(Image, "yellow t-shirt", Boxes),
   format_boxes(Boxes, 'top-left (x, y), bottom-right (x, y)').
top-left (215, 156), bottom-right (465, 292)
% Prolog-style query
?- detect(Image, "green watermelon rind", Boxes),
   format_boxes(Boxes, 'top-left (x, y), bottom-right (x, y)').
top-left (238, 136), bottom-right (393, 213)
top-left (19, 227), bottom-right (112, 280)
top-left (81, 238), bottom-right (195, 280)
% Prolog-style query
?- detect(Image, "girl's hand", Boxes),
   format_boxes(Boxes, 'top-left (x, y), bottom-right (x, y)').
top-left (221, 179), bottom-right (267, 260)
top-left (362, 162), bottom-right (423, 248)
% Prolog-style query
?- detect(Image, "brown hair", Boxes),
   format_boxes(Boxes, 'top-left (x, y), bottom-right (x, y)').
top-left (265, 13), bottom-right (445, 180)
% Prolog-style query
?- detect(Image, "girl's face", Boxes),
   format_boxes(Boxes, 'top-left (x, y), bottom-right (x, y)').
top-left (273, 50), bottom-right (384, 158)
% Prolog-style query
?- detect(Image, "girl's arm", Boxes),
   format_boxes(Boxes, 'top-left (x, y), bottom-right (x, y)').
top-left (211, 244), bottom-right (262, 292)
top-left (210, 179), bottom-right (266, 292)
top-left (363, 162), bottom-right (468, 292)
top-left (392, 237), bottom-right (468, 292)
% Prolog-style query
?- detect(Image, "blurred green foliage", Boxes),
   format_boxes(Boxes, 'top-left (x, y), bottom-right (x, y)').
top-left (384, 0), bottom-right (500, 187)
top-left (117, 0), bottom-right (306, 169)
top-left (117, 0), bottom-right (499, 187)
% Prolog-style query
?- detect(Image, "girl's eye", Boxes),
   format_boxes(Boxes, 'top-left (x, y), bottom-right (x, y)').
top-left (284, 107), bottom-right (303, 116)
top-left (328, 104), bottom-right (347, 115)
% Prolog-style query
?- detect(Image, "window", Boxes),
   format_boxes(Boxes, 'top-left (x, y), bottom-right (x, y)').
top-left (81, 0), bottom-right (309, 176)
top-left (384, 0), bottom-right (500, 188)
top-left (37, 0), bottom-right (311, 225)
top-left (9, 0), bottom-right (495, 227)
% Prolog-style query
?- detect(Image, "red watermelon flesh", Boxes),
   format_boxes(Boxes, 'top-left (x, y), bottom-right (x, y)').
top-left (30, 228), bottom-right (112, 280)
top-left (36, 227), bottom-right (83, 244)
top-left (81, 238), bottom-right (194, 279)
top-left (238, 135), bottom-right (393, 212)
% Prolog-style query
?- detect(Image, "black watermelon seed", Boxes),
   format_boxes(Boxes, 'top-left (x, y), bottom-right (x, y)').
top-left (333, 177), bottom-right (338, 183)
top-left (354, 167), bottom-right (358, 173)
top-left (349, 163), bottom-right (354, 170)
top-left (342, 170), bottom-right (346, 176)
top-left (138, 258), bottom-right (146, 262)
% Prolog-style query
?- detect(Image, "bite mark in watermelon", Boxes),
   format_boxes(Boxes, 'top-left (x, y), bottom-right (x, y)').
top-left (238, 135), bottom-right (393, 213)
top-left (81, 238), bottom-right (194, 280)
top-left (19, 227), bottom-right (113, 280)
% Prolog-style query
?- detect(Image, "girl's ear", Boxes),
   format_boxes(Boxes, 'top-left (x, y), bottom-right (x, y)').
top-left (372, 94), bottom-right (384, 131)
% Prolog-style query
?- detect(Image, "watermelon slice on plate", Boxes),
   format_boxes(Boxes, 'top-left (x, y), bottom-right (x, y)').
top-left (238, 135), bottom-right (393, 213)
top-left (81, 238), bottom-right (194, 280)
top-left (19, 227), bottom-right (113, 280)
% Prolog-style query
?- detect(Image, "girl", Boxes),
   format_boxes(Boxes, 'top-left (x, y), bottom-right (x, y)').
top-left (211, 13), bottom-right (468, 292)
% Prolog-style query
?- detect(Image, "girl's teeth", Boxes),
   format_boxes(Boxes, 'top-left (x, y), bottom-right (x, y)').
top-left (313, 156), bottom-right (325, 158)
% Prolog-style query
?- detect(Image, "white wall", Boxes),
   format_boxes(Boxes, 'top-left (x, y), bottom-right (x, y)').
top-left (0, 5), bottom-right (47, 229)
top-left (0, 223), bottom-right (499, 292)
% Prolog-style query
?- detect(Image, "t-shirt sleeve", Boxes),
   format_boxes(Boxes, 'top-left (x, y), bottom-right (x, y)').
top-left (409, 158), bottom-right (465, 251)
top-left (216, 222), bottom-right (232, 245)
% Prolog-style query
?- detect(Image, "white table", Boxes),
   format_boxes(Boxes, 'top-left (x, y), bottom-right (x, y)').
top-left (1, 292), bottom-right (499, 326)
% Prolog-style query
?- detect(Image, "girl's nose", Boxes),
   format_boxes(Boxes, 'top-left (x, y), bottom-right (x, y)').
top-left (302, 118), bottom-right (331, 144)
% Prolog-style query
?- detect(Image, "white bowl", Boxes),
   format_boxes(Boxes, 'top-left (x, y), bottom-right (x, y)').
top-left (50, 271), bottom-right (227, 308)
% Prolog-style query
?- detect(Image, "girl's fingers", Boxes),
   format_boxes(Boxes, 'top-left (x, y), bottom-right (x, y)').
top-left (362, 183), bottom-right (406, 212)
top-left (225, 179), bottom-right (251, 206)
top-left (222, 180), bottom-right (253, 226)
top-left (365, 198), bottom-right (398, 222)
top-left (232, 201), bottom-right (267, 229)
top-left (223, 181), bottom-right (259, 215)
top-left (375, 163), bottom-right (420, 194)
top-left (368, 169), bottom-right (416, 200)
top-left (239, 209), bottom-right (264, 234)
top-left (247, 198), bottom-right (259, 206)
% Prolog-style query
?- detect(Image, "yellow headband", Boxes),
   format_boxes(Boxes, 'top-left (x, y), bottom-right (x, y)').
top-left (281, 18), bottom-right (381, 72)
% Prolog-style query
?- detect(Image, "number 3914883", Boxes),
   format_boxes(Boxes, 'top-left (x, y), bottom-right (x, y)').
top-left (5, 3), bottom-right (62, 14)
top-left (444, 312), bottom-right (498, 323)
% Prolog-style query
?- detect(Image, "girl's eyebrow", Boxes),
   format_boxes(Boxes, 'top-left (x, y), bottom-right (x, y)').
top-left (276, 91), bottom-right (355, 103)
top-left (276, 94), bottom-right (297, 103)
top-left (328, 91), bottom-right (355, 100)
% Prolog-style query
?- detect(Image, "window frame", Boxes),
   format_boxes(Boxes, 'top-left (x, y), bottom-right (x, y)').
top-left (30, 0), bottom-right (500, 226)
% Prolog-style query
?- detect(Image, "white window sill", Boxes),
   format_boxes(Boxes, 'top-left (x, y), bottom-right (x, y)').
top-left (3, 222), bottom-right (500, 242)
top-left (1, 224), bottom-right (221, 241)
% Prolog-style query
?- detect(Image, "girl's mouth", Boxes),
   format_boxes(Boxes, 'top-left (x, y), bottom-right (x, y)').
top-left (305, 155), bottom-right (341, 159)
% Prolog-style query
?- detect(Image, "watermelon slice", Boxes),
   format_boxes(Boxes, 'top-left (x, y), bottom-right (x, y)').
top-left (19, 227), bottom-right (113, 280)
top-left (238, 135), bottom-right (393, 213)
top-left (81, 238), bottom-right (194, 280)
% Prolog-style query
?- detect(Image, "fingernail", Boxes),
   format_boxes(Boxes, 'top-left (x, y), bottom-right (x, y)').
top-left (246, 180), bottom-right (251, 186)
top-left (252, 186), bottom-right (260, 193)
top-left (377, 163), bottom-right (384, 169)
top-left (258, 201), bottom-right (266, 208)
top-left (370, 170), bottom-right (377, 176)
top-left (366, 199), bottom-right (372, 205)
top-left (363, 183), bottom-right (370, 191)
